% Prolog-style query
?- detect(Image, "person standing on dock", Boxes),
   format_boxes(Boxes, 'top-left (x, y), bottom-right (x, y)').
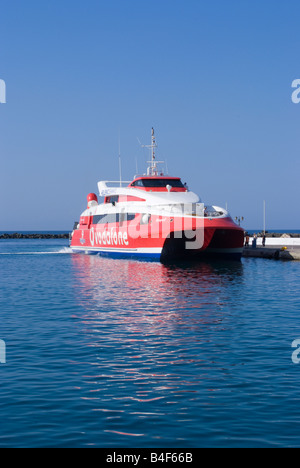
top-left (252, 234), bottom-right (257, 249)
top-left (262, 234), bottom-right (266, 247)
top-left (245, 234), bottom-right (250, 247)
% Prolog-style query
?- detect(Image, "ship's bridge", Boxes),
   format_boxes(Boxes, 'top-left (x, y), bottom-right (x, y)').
top-left (129, 177), bottom-right (187, 193)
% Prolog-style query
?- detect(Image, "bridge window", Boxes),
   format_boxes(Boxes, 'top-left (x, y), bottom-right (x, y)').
top-left (131, 179), bottom-right (184, 188)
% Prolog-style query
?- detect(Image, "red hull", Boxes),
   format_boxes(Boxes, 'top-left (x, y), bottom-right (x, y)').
top-left (71, 214), bottom-right (244, 261)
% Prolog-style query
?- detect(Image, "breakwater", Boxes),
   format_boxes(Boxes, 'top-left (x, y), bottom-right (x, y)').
top-left (252, 232), bottom-right (300, 238)
top-left (0, 233), bottom-right (69, 239)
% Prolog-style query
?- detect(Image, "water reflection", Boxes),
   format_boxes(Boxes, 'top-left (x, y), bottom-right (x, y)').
top-left (70, 255), bottom-right (244, 446)
top-left (72, 255), bottom-right (243, 312)
top-left (71, 256), bottom-right (244, 344)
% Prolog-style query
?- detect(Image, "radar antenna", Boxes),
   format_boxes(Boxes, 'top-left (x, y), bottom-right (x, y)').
top-left (138, 128), bottom-right (165, 176)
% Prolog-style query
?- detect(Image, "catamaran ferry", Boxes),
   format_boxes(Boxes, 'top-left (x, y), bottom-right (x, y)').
top-left (70, 129), bottom-right (244, 261)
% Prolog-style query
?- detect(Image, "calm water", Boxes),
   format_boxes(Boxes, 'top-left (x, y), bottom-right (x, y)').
top-left (0, 238), bottom-right (300, 448)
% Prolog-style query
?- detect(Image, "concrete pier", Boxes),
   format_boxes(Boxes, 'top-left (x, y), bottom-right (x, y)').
top-left (243, 246), bottom-right (300, 261)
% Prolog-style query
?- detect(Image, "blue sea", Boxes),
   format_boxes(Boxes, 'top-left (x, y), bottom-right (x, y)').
top-left (0, 237), bottom-right (300, 448)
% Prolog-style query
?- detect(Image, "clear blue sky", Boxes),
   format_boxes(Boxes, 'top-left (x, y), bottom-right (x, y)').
top-left (0, 0), bottom-right (299, 231)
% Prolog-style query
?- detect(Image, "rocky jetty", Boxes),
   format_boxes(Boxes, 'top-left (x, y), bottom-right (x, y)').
top-left (266, 232), bottom-right (300, 238)
top-left (0, 233), bottom-right (70, 240)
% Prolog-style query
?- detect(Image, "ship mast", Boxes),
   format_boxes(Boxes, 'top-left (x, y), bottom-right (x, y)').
top-left (141, 128), bottom-right (164, 176)
top-left (152, 127), bottom-right (157, 175)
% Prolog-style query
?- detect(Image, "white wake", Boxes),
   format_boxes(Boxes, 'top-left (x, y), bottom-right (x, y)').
top-left (0, 247), bottom-right (73, 256)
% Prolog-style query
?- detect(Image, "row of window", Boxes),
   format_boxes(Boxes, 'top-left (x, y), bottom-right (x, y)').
top-left (93, 213), bottom-right (136, 225)
top-left (131, 178), bottom-right (185, 188)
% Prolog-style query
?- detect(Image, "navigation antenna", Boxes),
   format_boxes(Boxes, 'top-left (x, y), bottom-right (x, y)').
top-left (139, 128), bottom-right (165, 176)
top-left (118, 131), bottom-right (122, 187)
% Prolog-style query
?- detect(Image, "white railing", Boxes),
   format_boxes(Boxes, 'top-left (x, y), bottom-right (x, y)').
top-left (249, 237), bottom-right (300, 247)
